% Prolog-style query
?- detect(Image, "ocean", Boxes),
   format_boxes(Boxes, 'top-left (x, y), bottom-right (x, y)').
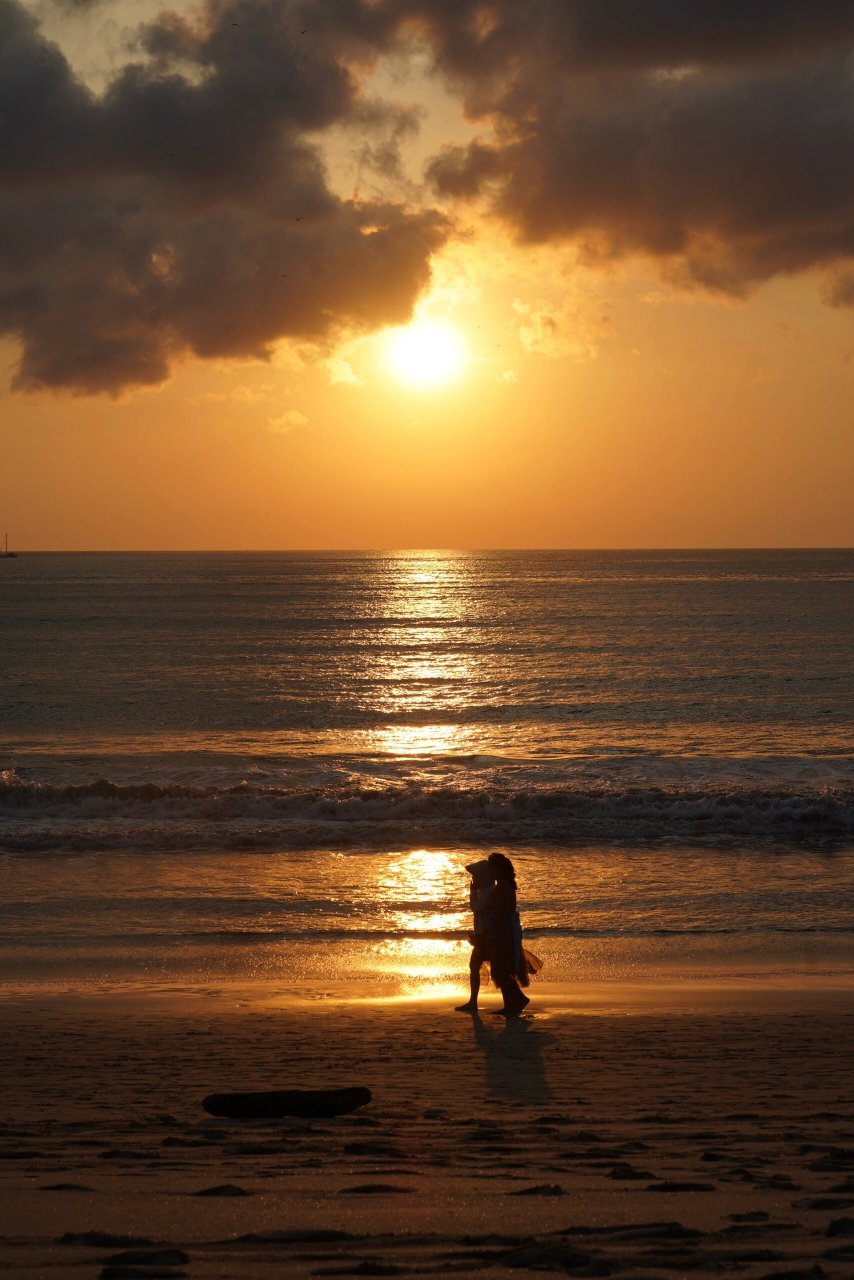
top-left (1, 549), bottom-right (852, 993)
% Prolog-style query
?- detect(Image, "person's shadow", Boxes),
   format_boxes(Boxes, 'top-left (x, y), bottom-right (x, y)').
top-left (467, 1011), bottom-right (552, 1105)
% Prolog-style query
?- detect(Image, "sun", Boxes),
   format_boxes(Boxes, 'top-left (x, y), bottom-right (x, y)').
top-left (385, 317), bottom-right (468, 389)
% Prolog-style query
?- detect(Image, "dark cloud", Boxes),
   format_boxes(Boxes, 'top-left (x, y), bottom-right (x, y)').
top-left (0, 0), bottom-right (447, 394)
top-left (2, 180), bottom-right (445, 393)
top-left (304, 0), bottom-right (854, 78)
top-left (46, 0), bottom-right (106, 13)
top-left (319, 0), bottom-right (854, 301)
top-left (0, 0), bottom-right (95, 184)
top-left (6, 0), bottom-right (854, 396)
top-left (552, 0), bottom-right (854, 69)
top-left (428, 58), bottom-right (854, 293)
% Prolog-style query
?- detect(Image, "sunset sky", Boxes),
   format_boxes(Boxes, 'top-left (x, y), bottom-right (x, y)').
top-left (2, 0), bottom-right (853, 549)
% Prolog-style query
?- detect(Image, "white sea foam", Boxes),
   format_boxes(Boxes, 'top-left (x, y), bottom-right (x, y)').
top-left (1, 757), bottom-right (851, 851)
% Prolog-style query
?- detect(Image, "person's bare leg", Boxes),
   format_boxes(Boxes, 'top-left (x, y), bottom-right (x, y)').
top-left (455, 953), bottom-right (481, 1011)
top-left (494, 975), bottom-right (529, 1016)
top-left (506, 990), bottom-right (530, 1015)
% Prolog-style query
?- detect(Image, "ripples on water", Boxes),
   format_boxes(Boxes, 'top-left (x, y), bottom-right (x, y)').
top-left (3, 548), bottom-right (852, 748)
top-left (1, 550), bottom-right (852, 986)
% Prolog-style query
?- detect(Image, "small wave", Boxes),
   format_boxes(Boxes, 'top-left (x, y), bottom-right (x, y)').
top-left (4, 924), bottom-right (852, 945)
top-left (0, 768), bottom-right (852, 850)
top-left (179, 922), bottom-right (854, 941)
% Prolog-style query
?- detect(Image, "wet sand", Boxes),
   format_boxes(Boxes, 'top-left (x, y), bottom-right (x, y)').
top-left (2, 980), bottom-right (854, 1278)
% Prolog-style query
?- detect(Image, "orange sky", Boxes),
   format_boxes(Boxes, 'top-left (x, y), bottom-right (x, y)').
top-left (1, 1), bottom-right (853, 549)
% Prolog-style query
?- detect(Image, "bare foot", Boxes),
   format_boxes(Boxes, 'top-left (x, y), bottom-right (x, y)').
top-left (454, 1002), bottom-right (477, 1012)
top-left (500, 994), bottom-right (531, 1017)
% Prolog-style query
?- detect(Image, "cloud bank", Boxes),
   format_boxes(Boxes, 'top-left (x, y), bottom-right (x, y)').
top-left (333, 0), bottom-right (854, 298)
top-left (4, 0), bottom-right (854, 395)
top-left (0, 0), bottom-right (446, 394)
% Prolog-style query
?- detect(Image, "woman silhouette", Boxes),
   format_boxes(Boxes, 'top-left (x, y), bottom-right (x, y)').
top-left (455, 860), bottom-right (496, 1012)
top-left (486, 852), bottom-right (531, 1016)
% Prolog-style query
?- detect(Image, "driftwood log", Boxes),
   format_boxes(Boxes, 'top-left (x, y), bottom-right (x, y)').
top-left (202, 1086), bottom-right (372, 1119)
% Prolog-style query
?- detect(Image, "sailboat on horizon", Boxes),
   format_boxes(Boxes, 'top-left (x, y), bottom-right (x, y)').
top-left (1, 533), bottom-right (17, 559)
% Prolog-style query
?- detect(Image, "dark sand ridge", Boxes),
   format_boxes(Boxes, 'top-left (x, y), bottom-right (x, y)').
top-left (1, 981), bottom-right (853, 1278)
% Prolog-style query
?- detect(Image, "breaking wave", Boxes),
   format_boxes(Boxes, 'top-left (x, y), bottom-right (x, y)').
top-left (1, 769), bottom-right (851, 851)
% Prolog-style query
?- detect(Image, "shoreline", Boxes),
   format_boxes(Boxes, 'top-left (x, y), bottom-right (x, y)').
top-left (3, 971), bottom-right (854, 1014)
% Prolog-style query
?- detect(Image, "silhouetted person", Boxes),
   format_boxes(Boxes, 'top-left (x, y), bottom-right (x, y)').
top-left (486, 852), bottom-right (530, 1016)
top-left (455, 860), bottom-right (496, 1012)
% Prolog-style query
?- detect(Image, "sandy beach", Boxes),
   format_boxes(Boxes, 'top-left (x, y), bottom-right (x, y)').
top-left (3, 980), bottom-right (853, 1279)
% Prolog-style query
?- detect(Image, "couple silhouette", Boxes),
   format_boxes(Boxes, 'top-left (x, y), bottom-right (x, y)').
top-left (456, 852), bottom-right (541, 1017)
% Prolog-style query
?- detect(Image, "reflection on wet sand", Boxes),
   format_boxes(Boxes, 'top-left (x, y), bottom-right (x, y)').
top-left (467, 1011), bottom-right (552, 1105)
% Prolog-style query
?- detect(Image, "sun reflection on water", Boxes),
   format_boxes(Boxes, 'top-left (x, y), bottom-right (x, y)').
top-left (319, 556), bottom-right (494, 994)
top-left (376, 848), bottom-right (463, 927)
top-left (362, 553), bottom-right (487, 756)
top-left (366, 849), bottom-right (470, 989)
top-left (370, 723), bottom-right (475, 757)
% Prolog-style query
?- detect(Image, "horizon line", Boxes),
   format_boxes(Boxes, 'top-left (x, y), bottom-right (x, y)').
top-left (5, 546), bottom-right (853, 555)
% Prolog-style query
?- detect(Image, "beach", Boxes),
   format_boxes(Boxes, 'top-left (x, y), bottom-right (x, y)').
top-left (2, 550), bottom-right (852, 1276)
top-left (2, 980), bottom-right (854, 1278)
